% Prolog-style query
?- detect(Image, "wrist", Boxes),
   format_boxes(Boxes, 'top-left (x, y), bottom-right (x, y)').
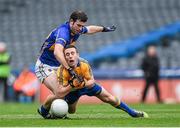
top-left (67, 67), bottom-right (73, 75)
top-left (69, 82), bottom-right (75, 88)
top-left (102, 26), bottom-right (106, 32)
top-left (67, 67), bottom-right (72, 71)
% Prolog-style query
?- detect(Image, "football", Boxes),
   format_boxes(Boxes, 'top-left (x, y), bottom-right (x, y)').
top-left (50, 99), bottom-right (68, 118)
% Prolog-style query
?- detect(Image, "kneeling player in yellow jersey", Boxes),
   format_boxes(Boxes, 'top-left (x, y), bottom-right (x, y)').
top-left (57, 45), bottom-right (148, 118)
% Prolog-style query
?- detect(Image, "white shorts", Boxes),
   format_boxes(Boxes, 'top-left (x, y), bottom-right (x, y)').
top-left (35, 59), bottom-right (58, 83)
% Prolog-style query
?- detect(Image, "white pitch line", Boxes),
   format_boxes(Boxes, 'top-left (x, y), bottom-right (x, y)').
top-left (0, 114), bottom-right (39, 119)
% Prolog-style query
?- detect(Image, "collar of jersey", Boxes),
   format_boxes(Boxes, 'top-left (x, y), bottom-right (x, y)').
top-left (77, 59), bottom-right (80, 67)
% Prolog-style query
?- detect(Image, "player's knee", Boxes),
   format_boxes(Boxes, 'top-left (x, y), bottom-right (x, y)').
top-left (55, 90), bottom-right (65, 99)
top-left (103, 96), bottom-right (112, 103)
top-left (104, 95), bottom-right (116, 105)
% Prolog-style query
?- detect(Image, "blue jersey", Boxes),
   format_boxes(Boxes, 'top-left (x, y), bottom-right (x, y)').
top-left (39, 22), bottom-right (88, 66)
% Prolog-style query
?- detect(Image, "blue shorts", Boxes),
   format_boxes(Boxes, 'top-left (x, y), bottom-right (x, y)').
top-left (64, 83), bottom-right (102, 104)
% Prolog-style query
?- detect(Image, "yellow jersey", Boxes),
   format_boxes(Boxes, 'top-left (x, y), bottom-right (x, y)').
top-left (57, 60), bottom-right (93, 86)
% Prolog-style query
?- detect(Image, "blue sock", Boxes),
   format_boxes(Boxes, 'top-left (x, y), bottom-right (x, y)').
top-left (116, 102), bottom-right (137, 117)
top-left (40, 105), bottom-right (49, 117)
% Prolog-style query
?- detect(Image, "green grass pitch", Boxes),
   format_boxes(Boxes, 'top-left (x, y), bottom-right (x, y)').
top-left (0, 102), bottom-right (180, 127)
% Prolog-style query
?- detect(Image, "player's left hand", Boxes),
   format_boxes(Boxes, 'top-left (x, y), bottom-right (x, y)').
top-left (102, 25), bottom-right (116, 32)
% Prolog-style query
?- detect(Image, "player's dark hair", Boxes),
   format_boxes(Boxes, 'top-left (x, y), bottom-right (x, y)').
top-left (64, 45), bottom-right (78, 53)
top-left (70, 11), bottom-right (88, 22)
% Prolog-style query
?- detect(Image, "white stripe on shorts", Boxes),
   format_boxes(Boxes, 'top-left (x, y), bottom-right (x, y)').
top-left (35, 59), bottom-right (58, 83)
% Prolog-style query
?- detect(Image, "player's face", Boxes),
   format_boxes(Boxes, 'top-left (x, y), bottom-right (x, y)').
top-left (64, 48), bottom-right (79, 67)
top-left (70, 20), bottom-right (86, 34)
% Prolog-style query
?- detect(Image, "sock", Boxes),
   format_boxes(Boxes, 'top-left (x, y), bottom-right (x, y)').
top-left (40, 105), bottom-right (49, 117)
top-left (116, 102), bottom-right (137, 117)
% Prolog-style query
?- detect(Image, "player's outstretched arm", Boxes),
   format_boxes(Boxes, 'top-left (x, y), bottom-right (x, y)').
top-left (86, 25), bottom-right (116, 34)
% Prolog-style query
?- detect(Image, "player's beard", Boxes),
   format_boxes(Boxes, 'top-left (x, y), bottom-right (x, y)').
top-left (71, 29), bottom-right (78, 35)
top-left (71, 26), bottom-right (80, 35)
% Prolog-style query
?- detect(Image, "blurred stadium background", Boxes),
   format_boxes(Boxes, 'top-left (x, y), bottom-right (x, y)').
top-left (0, 0), bottom-right (180, 104)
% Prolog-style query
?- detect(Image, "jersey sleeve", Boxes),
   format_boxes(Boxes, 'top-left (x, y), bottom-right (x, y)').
top-left (55, 28), bottom-right (69, 47)
top-left (80, 26), bottom-right (88, 34)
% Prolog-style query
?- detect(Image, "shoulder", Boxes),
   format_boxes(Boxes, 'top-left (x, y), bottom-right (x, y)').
top-left (55, 23), bottom-right (70, 36)
top-left (80, 60), bottom-right (91, 70)
top-left (57, 22), bottom-right (70, 32)
top-left (55, 23), bottom-right (71, 42)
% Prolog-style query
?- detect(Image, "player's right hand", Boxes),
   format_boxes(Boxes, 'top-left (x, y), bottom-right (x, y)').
top-left (68, 67), bottom-right (83, 83)
top-left (102, 25), bottom-right (116, 32)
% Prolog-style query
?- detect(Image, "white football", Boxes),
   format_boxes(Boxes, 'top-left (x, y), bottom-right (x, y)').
top-left (50, 99), bottom-right (68, 118)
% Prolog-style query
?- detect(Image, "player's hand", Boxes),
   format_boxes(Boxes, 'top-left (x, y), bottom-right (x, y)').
top-left (73, 78), bottom-right (86, 89)
top-left (68, 67), bottom-right (76, 77)
top-left (102, 25), bottom-right (116, 32)
top-left (68, 67), bottom-right (81, 82)
top-left (68, 76), bottom-right (85, 89)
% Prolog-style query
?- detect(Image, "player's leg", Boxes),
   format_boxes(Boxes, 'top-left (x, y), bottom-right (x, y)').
top-left (37, 73), bottom-right (72, 118)
top-left (36, 72), bottom-right (59, 119)
top-left (68, 101), bottom-right (78, 114)
top-left (94, 83), bottom-right (148, 118)
top-left (35, 60), bottom-right (71, 119)
top-left (64, 90), bottom-right (81, 114)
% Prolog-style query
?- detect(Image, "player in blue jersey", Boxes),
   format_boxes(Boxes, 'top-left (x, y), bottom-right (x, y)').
top-left (35, 10), bottom-right (116, 119)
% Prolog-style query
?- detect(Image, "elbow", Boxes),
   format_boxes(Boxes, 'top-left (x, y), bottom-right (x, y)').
top-left (54, 49), bottom-right (64, 60)
top-left (87, 30), bottom-right (98, 34)
top-left (54, 44), bottom-right (64, 58)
